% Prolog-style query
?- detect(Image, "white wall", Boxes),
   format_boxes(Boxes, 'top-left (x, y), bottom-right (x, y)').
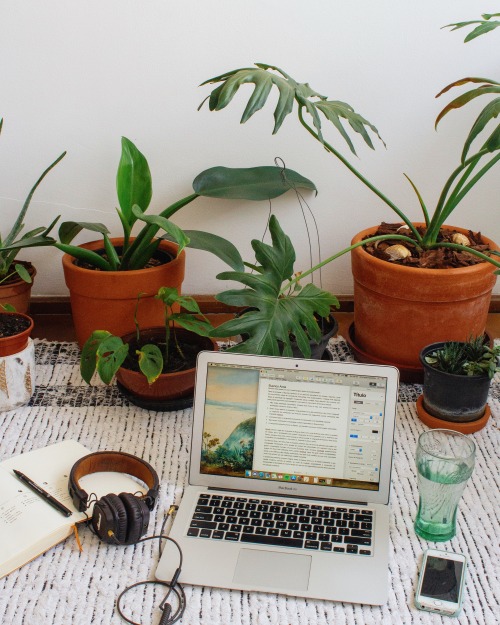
top-left (2, 0), bottom-right (499, 297)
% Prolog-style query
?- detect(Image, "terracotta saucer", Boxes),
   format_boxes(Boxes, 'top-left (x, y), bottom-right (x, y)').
top-left (416, 394), bottom-right (491, 433)
top-left (346, 323), bottom-right (424, 383)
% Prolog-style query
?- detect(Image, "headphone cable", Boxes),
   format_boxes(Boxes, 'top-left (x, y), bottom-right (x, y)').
top-left (116, 506), bottom-right (185, 625)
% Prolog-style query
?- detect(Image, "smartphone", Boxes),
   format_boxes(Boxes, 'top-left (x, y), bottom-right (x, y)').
top-left (415, 549), bottom-right (467, 616)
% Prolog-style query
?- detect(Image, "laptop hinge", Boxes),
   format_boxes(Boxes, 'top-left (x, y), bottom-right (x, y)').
top-left (206, 486), bottom-right (368, 507)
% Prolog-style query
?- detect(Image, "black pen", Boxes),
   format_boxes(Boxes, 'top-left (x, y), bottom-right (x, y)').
top-left (13, 469), bottom-right (73, 517)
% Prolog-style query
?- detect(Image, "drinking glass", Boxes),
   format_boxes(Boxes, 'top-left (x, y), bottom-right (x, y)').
top-left (414, 429), bottom-right (476, 542)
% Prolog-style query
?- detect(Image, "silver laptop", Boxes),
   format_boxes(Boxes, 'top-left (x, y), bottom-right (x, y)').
top-left (156, 351), bottom-right (399, 605)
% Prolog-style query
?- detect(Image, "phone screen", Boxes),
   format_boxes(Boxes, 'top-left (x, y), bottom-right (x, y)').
top-left (421, 555), bottom-right (464, 603)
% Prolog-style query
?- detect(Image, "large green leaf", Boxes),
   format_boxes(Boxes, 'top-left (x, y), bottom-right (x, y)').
top-left (0, 233), bottom-right (56, 251)
top-left (436, 81), bottom-right (500, 126)
top-left (193, 166), bottom-right (317, 200)
top-left (444, 13), bottom-right (500, 42)
top-left (200, 64), bottom-right (384, 154)
top-left (169, 313), bottom-right (213, 337)
top-left (436, 79), bottom-right (500, 163)
top-left (58, 221), bottom-right (110, 245)
top-left (213, 215), bottom-right (339, 357)
top-left (180, 230), bottom-right (244, 272)
top-left (466, 98), bottom-right (500, 159)
top-left (4, 150), bottom-right (66, 248)
top-left (132, 205), bottom-right (189, 255)
top-left (116, 137), bottom-right (152, 228)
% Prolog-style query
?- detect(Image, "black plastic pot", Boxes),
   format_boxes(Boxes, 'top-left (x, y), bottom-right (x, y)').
top-left (289, 314), bottom-right (338, 359)
top-left (237, 311), bottom-right (338, 360)
top-left (420, 342), bottom-right (492, 423)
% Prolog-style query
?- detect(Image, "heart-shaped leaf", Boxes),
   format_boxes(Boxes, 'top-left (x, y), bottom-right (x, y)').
top-left (137, 344), bottom-right (163, 384)
top-left (193, 165), bottom-right (317, 200)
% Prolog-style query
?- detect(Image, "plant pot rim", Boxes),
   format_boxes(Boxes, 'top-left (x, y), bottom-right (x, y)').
top-left (416, 395), bottom-right (491, 434)
top-left (0, 261), bottom-right (36, 288)
top-left (0, 312), bottom-right (34, 356)
top-left (61, 237), bottom-right (185, 278)
top-left (419, 340), bottom-right (494, 381)
top-left (351, 223), bottom-right (500, 276)
top-left (119, 326), bottom-right (217, 379)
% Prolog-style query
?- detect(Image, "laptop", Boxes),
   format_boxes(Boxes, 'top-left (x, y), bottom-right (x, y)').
top-left (156, 350), bottom-right (399, 605)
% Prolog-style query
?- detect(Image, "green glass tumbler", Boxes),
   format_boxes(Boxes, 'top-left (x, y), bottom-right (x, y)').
top-left (414, 429), bottom-right (476, 542)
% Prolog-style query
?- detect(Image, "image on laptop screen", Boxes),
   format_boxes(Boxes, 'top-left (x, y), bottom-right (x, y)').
top-left (199, 361), bottom-right (388, 492)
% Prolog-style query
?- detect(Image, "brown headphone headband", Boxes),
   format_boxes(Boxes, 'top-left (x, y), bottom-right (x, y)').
top-left (69, 451), bottom-right (160, 512)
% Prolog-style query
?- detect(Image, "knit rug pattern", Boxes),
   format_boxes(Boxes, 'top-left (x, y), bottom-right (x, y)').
top-left (0, 338), bottom-right (498, 625)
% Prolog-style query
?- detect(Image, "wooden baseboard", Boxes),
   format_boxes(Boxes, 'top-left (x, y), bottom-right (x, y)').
top-left (30, 294), bottom-right (499, 315)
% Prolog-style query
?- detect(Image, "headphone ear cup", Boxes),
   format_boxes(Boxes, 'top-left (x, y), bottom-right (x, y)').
top-left (119, 493), bottom-right (150, 545)
top-left (93, 494), bottom-right (128, 544)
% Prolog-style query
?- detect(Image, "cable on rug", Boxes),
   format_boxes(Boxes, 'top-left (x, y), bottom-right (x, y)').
top-left (116, 505), bottom-right (185, 625)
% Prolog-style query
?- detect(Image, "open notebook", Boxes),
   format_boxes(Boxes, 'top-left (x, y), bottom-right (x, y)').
top-left (0, 440), bottom-right (149, 578)
top-left (157, 351), bottom-right (399, 605)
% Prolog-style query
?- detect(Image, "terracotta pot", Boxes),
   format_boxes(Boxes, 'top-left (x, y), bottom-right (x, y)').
top-left (350, 224), bottom-right (499, 376)
top-left (116, 327), bottom-right (216, 403)
top-left (0, 263), bottom-right (36, 314)
top-left (62, 238), bottom-right (185, 347)
top-left (0, 312), bottom-right (34, 357)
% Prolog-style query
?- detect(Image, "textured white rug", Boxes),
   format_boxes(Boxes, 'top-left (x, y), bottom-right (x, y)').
top-left (0, 338), bottom-right (498, 625)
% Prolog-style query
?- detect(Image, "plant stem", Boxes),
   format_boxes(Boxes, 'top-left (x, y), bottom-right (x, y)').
top-left (429, 241), bottom-right (500, 268)
top-left (440, 152), bottom-right (500, 224)
top-left (297, 108), bottom-right (423, 244)
top-left (425, 149), bottom-right (488, 242)
top-left (279, 234), bottom-right (419, 294)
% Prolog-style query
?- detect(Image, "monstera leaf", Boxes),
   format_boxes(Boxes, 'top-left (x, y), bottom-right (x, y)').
top-left (212, 215), bottom-right (339, 358)
top-left (200, 63), bottom-right (384, 154)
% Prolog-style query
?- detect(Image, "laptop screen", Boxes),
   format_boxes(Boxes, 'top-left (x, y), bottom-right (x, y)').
top-left (199, 361), bottom-right (388, 492)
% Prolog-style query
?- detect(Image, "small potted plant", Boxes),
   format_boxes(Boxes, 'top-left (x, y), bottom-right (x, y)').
top-left (199, 15), bottom-right (500, 376)
top-left (211, 214), bottom-right (339, 359)
top-left (0, 118), bottom-right (65, 313)
top-left (52, 137), bottom-right (315, 346)
top-left (80, 286), bottom-right (215, 409)
top-left (417, 336), bottom-right (500, 433)
top-left (0, 304), bottom-right (36, 411)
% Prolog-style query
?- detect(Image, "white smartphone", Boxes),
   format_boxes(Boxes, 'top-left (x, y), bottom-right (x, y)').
top-left (415, 549), bottom-right (467, 616)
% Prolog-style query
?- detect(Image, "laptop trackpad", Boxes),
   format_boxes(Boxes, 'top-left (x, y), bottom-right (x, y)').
top-left (233, 549), bottom-right (311, 591)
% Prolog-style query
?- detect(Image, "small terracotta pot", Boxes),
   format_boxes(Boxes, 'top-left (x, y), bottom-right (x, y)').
top-left (62, 238), bottom-right (185, 347)
top-left (0, 312), bottom-right (34, 357)
top-left (116, 327), bottom-right (216, 403)
top-left (0, 263), bottom-right (36, 314)
top-left (350, 224), bottom-right (499, 373)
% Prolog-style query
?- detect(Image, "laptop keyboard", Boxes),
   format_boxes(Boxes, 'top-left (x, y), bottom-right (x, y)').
top-left (187, 493), bottom-right (373, 556)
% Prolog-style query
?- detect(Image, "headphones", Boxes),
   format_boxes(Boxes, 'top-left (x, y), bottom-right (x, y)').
top-left (69, 451), bottom-right (160, 546)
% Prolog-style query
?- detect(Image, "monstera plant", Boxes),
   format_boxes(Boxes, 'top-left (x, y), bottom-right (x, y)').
top-left (198, 17), bottom-right (500, 375)
top-left (199, 62), bottom-right (500, 269)
top-left (212, 214), bottom-right (339, 358)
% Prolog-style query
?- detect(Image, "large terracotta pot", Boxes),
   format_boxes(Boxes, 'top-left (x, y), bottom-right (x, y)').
top-left (0, 263), bottom-right (36, 314)
top-left (62, 238), bottom-right (185, 347)
top-left (116, 327), bottom-right (216, 404)
top-left (349, 224), bottom-right (498, 379)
